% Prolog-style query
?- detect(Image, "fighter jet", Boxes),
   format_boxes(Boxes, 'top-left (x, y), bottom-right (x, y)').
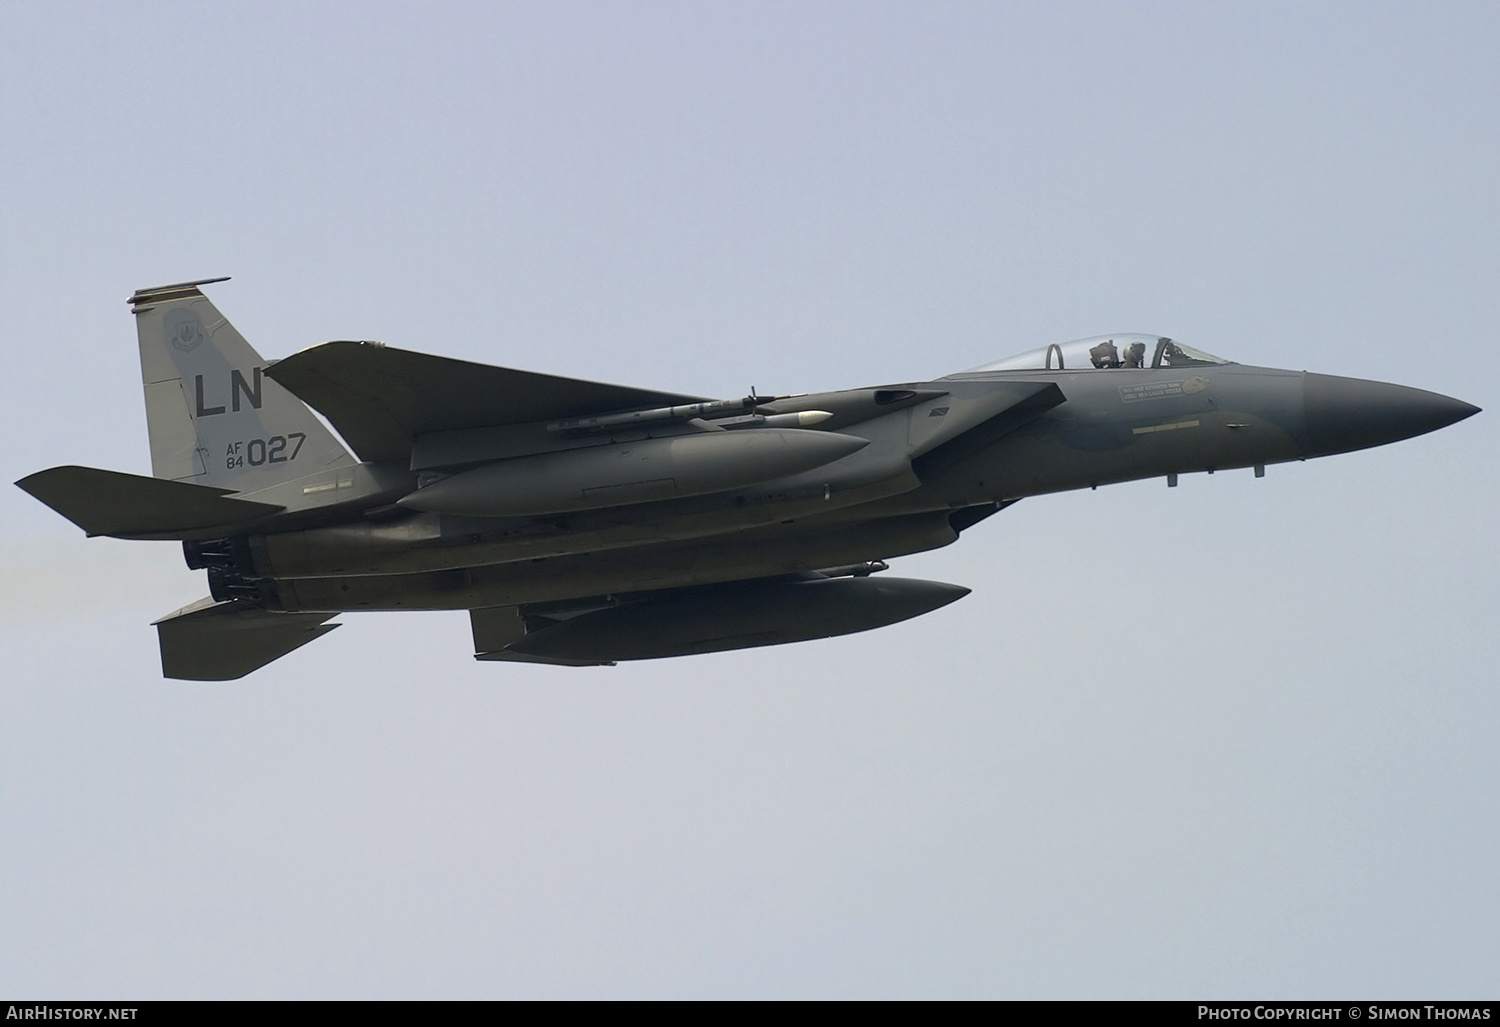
top-left (16, 279), bottom-right (1480, 679)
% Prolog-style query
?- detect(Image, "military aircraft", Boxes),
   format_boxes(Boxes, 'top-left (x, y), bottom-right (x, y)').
top-left (16, 278), bottom-right (1480, 679)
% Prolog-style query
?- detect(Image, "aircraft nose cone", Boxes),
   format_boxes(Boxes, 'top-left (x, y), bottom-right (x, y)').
top-left (1303, 373), bottom-right (1480, 458)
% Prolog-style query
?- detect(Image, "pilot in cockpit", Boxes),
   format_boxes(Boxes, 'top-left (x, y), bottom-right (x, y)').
top-left (1089, 339), bottom-right (1121, 369)
top-left (1122, 341), bottom-right (1146, 368)
top-left (1160, 340), bottom-right (1189, 365)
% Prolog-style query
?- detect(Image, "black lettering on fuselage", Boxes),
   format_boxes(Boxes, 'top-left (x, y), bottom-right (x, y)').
top-left (195, 375), bottom-right (225, 417)
top-left (231, 367), bottom-right (263, 412)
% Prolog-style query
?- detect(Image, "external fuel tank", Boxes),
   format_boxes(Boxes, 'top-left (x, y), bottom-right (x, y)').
top-left (397, 427), bottom-right (868, 516)
top-left (500, 575), bottom-right (971, 662)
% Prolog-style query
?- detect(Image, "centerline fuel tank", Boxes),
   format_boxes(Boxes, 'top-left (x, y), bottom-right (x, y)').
top-left (499, 575), bottom-right (971, 662)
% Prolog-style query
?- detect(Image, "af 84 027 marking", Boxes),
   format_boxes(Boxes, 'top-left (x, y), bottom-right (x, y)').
top-left (225, 432), bottom-right (306, 470)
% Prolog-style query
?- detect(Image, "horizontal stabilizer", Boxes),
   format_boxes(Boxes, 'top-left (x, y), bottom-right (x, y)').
top-left (267, 341), bottom-right (710, 464)
top-left (16, 465), bottom-right (284, 539)
top-left (154, 597), bottom-right (340, 680)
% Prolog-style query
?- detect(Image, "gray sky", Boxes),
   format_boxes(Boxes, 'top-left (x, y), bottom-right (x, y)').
top-left (2, 0), bottom-right (1496, 999)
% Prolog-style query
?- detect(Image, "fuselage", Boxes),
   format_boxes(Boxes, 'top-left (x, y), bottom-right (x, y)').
top-left (22, 284), bottom-right (1477, 678)
top-left (223, 357), bottom-right (1474, 614)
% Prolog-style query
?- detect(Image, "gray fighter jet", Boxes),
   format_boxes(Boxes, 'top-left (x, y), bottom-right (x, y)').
top-left (16, 279), bottom-right (1480, 679)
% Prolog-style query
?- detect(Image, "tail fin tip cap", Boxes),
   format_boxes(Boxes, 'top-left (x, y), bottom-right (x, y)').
top-left (128, 277), bottom-right (231, 306)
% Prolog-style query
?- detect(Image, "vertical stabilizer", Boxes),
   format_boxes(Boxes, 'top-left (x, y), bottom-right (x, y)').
top-left (130, 278), bottom-right (354, 491)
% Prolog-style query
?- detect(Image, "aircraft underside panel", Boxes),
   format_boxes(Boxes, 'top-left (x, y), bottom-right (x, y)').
top-left (273, 511), bottom-right (964, 613)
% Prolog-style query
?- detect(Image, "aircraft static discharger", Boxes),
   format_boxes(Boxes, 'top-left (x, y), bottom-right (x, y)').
top-left (16, 280), bottom-right (1480, 679)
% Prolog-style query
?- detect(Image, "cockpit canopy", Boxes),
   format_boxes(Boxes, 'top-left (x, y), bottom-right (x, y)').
top-left (960, 334), bottom-right (1233, 374)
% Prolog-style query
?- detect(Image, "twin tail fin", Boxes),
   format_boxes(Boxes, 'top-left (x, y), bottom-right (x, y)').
top-left (130, 278), bottom-right (354, 492)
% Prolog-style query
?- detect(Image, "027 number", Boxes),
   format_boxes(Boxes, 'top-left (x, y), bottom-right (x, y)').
top-left (225, 432), bottom-right (306, 469)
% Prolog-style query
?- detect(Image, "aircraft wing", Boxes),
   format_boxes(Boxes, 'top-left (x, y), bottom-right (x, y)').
top-left (266, 342), bottom-right (710, 464)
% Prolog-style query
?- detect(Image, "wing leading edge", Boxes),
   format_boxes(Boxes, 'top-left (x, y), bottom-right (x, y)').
top-left (266, 341), bottom-right (710, 465)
